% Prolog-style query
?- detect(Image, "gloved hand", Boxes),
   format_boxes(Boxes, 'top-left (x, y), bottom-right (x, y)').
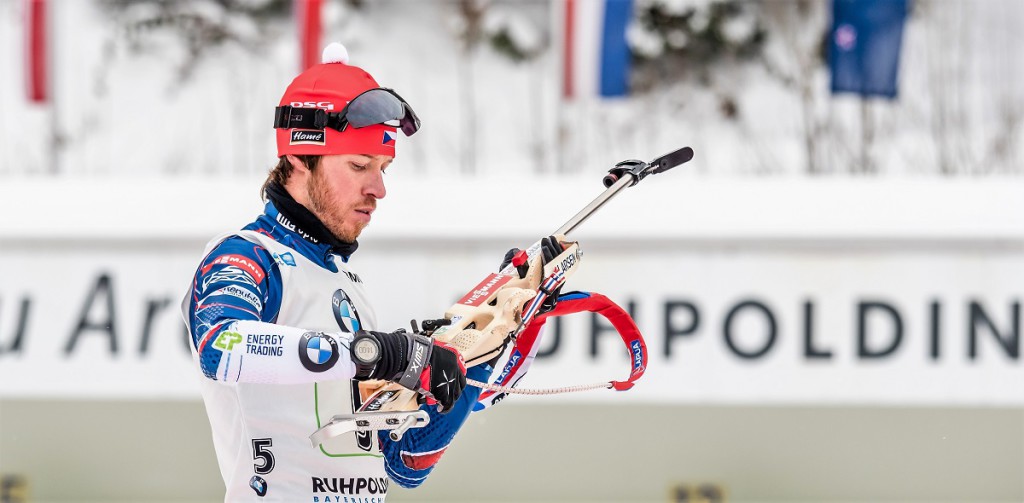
top-left (351, 330), bottom-right (467, 413)
top-left (500, 235), bottom-right (566, 314)
top-left (500, 235), bottom-right (564, 271)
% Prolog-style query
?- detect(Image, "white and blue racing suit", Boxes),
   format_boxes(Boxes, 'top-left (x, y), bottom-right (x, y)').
top-left (182, 199), bottom-right (491, 502)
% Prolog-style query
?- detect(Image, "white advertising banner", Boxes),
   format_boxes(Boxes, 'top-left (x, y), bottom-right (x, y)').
top-left (1, 240), bottom-right (1022, 405)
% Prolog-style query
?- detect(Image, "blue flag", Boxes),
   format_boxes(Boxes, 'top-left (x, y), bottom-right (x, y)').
top-left (599, 0), bottom-right (633, 97)
top-left (829, 0), bottom-right (908, 98)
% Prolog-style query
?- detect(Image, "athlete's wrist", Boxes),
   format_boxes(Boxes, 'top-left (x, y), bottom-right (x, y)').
top-left (350, 330), bottom-right (407, 381)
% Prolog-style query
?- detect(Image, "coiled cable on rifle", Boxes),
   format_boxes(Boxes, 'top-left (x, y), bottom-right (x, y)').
top-left (467, 378), bottom-right (611, 396)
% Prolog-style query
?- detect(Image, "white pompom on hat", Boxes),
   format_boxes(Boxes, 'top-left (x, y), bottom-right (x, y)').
top-left (321, 42), bottom-right (349, 64)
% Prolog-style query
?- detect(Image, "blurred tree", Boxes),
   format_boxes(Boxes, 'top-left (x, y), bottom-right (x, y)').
top-left (450, 0), bottom-right (488, 174)
top-left (757, 0), bottom-right (830, 174)
top-left (628, 0), bottom-right (774, 173)
top-left (486, 6), bottom-right (546, 63)
top-left (97, 0), bottom-right (361, 81)
top-left (448, 0), bottom-right (548, 174)
top-left (630, 0), bottom-right (767, 95)
top-left (480, 1), bottom-right (550, 172)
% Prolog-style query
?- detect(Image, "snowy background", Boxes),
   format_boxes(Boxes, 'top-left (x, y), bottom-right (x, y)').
top-left (2, 1), bottom-right (1024, 502)
top-left (1, 0), bottom-right (1022, 177)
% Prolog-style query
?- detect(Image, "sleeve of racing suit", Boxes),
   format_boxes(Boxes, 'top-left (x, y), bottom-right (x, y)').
top-left (377, 363), bottom-right (494, 488)
top-left (186, 236), bottom-right (357, 384)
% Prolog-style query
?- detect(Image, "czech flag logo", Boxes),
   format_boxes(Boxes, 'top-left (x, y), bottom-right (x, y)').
top-left (382, 130), bottom-right (397, 146)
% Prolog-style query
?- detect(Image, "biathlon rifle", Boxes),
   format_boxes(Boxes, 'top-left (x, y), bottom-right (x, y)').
top-left (310, 146), bottom-right (694, 446)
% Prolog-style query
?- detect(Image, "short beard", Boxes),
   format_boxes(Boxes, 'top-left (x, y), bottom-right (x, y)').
top-left (307, 169), bottom-right (364, 243)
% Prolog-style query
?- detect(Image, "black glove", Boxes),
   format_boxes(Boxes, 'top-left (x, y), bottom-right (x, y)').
top-left (500, 235), bottom-right (565, 314)
top-left (500, 236), bottom-right (563, 271)
top-left (351, 330), bottom-right (467, 413)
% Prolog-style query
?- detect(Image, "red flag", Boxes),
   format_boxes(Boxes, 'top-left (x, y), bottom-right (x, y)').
top-left (26, 0), bottom-right (47, 103)
top-left (562, 0), bottom-right (575, 99)
top-left (296, 0), bottom-right (322, 71)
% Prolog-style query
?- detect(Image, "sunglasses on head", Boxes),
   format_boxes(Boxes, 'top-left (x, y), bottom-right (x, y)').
top-left (274, 88), bottom-right (420, 137)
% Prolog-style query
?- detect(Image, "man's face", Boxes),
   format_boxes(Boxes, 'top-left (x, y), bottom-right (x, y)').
top-left (305, 153), bottom-right (392, 242)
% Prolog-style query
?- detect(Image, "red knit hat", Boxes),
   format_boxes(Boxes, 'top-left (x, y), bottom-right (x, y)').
top-left (276, 43), bottom-right (399, 157)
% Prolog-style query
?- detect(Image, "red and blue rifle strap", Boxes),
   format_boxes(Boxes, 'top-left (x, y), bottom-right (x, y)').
top-left (477, 291), bottom-right (647, 406)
